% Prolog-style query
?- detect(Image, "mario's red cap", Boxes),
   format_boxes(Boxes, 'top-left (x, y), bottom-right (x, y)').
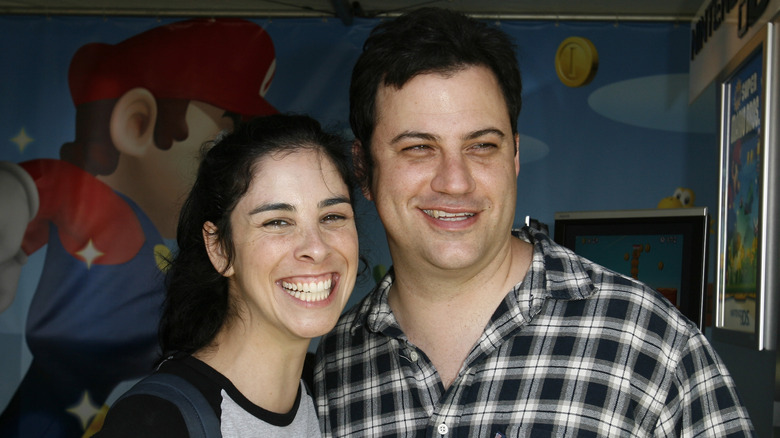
top-left (68, 18), bottom-right (276, 116)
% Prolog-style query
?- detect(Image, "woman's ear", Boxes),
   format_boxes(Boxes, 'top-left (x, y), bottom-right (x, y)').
top-left (352, 140), bottom-right (373, 201)
top-left (110, 87), bottom-right (158, 157)
top-left (203, 221), bottom-right (233, 277)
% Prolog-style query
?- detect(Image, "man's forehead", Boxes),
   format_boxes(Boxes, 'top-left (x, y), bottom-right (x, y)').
top-left (373, 77), bottom-right (511, 135)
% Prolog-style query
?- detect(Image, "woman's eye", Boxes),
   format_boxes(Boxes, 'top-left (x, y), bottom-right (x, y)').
top-left (321, 214), bottom-right (346, 223)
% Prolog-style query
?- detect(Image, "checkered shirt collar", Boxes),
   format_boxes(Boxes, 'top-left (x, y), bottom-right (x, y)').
top-left (350, 226), bottom-right (598, 337)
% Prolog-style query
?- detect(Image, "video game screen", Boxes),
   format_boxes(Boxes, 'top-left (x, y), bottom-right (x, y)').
top-left (553, 208), bottom-right (708, 327)
top-left (571, 233), bottom-right (684, 306)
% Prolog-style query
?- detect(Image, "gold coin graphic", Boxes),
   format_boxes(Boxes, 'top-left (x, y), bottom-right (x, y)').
top-left (555, 36), bottom-right (599, 87)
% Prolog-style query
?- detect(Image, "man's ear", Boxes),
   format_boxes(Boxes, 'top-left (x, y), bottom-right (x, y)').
top-left (203, 221), bottom-right (233, 277)
top-left (513, 133), bottom-right (520, 177)
top-left (352, 139), bottom-right (373, 201)
top-left (110, 87), bottom-right (158, 157)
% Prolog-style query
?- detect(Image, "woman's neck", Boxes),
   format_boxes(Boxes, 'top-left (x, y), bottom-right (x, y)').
top-left (194, 324), bottom-right (309, 413)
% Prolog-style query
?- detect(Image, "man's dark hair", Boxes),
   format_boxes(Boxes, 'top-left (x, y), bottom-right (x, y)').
top-left (349, 7), bottom-right (522, 188)
top-left (158, 113), bottom-right (353, 356)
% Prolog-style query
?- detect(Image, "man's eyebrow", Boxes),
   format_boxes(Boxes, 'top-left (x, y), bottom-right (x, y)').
top-left (390, 131), bottom-right (439, 144)
top-left (390, 128), bottom-right (506, 144)
top-left (249, 203), bottom-right (294, 215)
top-left (463, 128), bottom-right (506, 141)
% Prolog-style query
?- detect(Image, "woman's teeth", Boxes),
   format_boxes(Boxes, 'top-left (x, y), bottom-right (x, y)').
top-left (282, 278), bottom-right (332, 302)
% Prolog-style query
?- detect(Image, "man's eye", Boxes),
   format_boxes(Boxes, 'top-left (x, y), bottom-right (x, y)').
top-left (402, 144), bottom-right (430, 152)
top-left (263, 219), bottom-right (290, 228)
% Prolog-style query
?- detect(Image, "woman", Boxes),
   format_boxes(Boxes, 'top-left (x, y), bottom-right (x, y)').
top-left (95, 114), bottom-right (358, 436)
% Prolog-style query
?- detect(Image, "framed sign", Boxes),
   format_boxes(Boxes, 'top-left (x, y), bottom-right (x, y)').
top-left (714, 23), bottom-right (780, 350)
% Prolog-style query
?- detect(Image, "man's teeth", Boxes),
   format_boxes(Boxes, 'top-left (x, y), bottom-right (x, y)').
top-left (282, 278), bottom-right (333, 302)
top-left (423, 209), bottom-right (475, 220)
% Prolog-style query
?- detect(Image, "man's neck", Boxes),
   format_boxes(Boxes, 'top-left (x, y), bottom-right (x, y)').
top-left (388, 237), bottom-right (533, 389)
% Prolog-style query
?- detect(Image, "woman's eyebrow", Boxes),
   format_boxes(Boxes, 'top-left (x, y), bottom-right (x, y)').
top-left (320, 196), bottom-right (351, 208)
top-left (249, 202), bottom-right (294, 216)
top-left (248, 196), bottom-right (350, 215)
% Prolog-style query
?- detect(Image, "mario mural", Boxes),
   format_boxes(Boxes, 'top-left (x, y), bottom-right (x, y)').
top-left (0, 13), bottom-right (722, 437)
top-left (0, 18), bottom-right (277, 437)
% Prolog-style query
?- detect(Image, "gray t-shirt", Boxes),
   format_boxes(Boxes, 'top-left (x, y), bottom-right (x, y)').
top-left (220, 385), bottom-right (320, 437)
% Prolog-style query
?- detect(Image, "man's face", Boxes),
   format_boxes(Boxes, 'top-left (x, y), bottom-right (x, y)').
top-left (367, 66), bottom-right (520, 276)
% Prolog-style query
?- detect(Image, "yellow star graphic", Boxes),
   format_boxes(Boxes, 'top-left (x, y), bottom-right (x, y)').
top-left (11, 127), bottom-right (34, 153)
top-left (154, 244), bottom-right (172, 272)
top-left (66, 391), bottom-right (100, 431)
top-left (77, 240), bottom-right (104, 269)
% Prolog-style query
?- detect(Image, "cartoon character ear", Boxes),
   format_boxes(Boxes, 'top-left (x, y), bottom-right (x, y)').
top-left (110, 87), bottom-right (157, 157)
top-left (352, 139), bottom-right (373, 201)
top-left (203, 221), bottom-right (233, 277)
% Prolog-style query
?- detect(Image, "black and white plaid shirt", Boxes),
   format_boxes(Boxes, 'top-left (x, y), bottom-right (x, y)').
top-left (315, 228), bottom-right (755, 437)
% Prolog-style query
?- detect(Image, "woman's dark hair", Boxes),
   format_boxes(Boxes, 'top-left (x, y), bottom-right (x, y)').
top-left (350, 7), bottom-right (522, 189)
top-left (158, 113), bottom-right (353, 356)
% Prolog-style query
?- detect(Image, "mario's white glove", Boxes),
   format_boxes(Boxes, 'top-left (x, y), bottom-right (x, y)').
top-left (0, 161), bottom-right (39, 312)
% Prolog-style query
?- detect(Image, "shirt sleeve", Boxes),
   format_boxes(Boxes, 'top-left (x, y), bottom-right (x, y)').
top-left (93, 394), bottom-right (189, 437)
top-left (655, 331), bottom-right (756, 437)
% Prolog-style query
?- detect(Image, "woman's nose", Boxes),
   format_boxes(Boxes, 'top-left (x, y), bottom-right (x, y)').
top-left (293, 226), bottom-right (331, 263)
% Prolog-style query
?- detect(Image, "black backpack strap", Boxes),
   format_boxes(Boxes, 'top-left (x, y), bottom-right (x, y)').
top-left (117, 373), bottom-right (221, 438)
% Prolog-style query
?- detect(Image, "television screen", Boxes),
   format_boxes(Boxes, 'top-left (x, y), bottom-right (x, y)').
top-left (553, 208), bottom-right (709, 328)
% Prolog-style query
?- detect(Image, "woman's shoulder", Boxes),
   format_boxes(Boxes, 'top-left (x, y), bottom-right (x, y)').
top-left (95, 353), bottom-right (222, 437)
top-left (94, 393), bottom-right (188, 437)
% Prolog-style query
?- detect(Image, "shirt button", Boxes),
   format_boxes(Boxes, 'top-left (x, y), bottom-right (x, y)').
top-left (409, 351), bottom-right (419, 362)
top-left (437, 423), bottom-right (449, 434)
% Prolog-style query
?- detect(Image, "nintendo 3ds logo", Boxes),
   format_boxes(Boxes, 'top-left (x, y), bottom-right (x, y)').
top-left (730, 308), bottom-right (751, 326)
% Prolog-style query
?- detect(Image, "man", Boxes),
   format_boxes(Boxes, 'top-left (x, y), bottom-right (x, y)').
top-left (0, 18), bottom-right (276, 437)
top-left (315, 7), bottom-right (755, 437)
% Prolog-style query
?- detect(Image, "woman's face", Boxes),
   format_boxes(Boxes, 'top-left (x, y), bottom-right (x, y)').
top-left (205, 148), bottom-right (358, 342)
